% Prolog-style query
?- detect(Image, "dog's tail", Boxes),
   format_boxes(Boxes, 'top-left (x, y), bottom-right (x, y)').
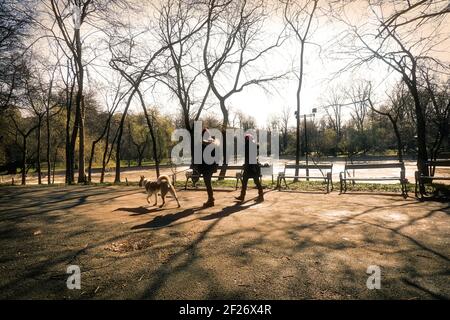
top-left (157, 175), bottom-right (171, 185)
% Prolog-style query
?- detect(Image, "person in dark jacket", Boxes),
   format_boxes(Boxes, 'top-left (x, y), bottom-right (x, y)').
top-left (235, 134), bottom-right (264, 202)
top-left (194, 128), bottom-right (218, 207)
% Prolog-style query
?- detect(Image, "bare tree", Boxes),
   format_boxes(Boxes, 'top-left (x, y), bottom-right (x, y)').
top-left (0, 0), bottom-right (32, 114)
top-left (23, 74), bottom-right (45, 184)
top-left (322, 85), bottom-right (345, 153)
top-left (87, 78), bottom-right (130, 182)
top-left (203, 0), bottom-right (287, 172)
top-left (5, 63), bottom-right (40, 185)
top-left (334, 0), bottom-right (450, 184)
top-left (381, 0), bottom-right (450, 32)
top-left (108, 34), bottom-right (164, 181)
top-left (108, 1), bottom-right (208, 181)
top-left (61, 58), bottom-right (77, 184)
top-left (29, 48), bottom-right (63, 185)
top-left (127, 117), bottom-right (149, 167)
top-left (346, 81), bottom-right (370, 133)
top-left (46, 0), bottom-right (128, 183)
top-left (367, 83), bottom-right (408, 162)
top-left (44, 60), bottom-right (61, 185)
top-left (156, 0), bottom-right (212, 162)
top-left (281, 0), bottom-right (319, 177)
top-left (8, 114), bottom-right (38, 185)
top-left (421, 66), bottom-right (450, 162)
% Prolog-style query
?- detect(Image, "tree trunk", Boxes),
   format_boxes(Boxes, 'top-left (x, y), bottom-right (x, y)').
top-left (88, 141), bottom-right (97, 183)
top-left (114, 91), bottom-right (135, 183)
top-left (100, 122), bottom-right (111, 183)
top-left (218, 99), bottom-right (228, 180)
top-left (136, 144), bottom-right (146, 167)
top-left (74, 26), bottom-right (86, 184)
top-left (294, 41), bottom-right (306, 182)
top-left (388, 115), bottom-right (403, 162)
top-left (88, 117), bottom-right (111, 183)
top-left (21, 137), bottom-right (27, 185)
top-left (411, 87), bottom-right (428, 177)
top-left (283, 130), bottom-right (288, 154)
top-left (65, 64), bottom-right (75, 185)
top-left (144, 111), bottom-right (160, 177)
top-left (77, 94), bottom-right (86, 183)
top-left (36, 118), bottom-right (42, 184)
top-left (46, 106), bottom-right (51, 184)
top-left (114, 111), bottom-right (127, 183)
top-left (137, 89), bottom-right (160, 177)
top-left (148, 122), bottom-right (160, 178)
top-left (52, 146), bottom-right (58, 184)
top-left (65, 106), bottom-right (72, 184)
top-left (66, 93), bottom-right (79, 185)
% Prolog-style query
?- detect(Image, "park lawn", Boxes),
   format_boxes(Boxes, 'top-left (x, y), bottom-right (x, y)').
top-left (2, 178), bottom-right (450, 197)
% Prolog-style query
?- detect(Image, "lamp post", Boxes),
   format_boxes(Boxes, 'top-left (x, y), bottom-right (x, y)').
top-left (295, 108), bottom-right (317, 180)
top-left (72, 5), bottom-right (81, 30)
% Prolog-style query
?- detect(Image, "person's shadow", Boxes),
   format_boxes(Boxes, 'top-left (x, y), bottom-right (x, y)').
top-left (114, 206), bottom-right (163, 216)
top-left (131, 206), bottom-right (204, 229)
top-left (199, 200), bottom-right (261, 221)
top-left (130, 199), bottom-right (262, 229)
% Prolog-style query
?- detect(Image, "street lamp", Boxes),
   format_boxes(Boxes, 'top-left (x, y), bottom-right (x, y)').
top-left (72, 5), bottom-right (81, 30)
top-left (295, 108), bottom-right (317, 180)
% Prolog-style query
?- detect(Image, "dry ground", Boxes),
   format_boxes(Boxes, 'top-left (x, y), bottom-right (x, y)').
top-left (0, 184), bottom-right (448, 299)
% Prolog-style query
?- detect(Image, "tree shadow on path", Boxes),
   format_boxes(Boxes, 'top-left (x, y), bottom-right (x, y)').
top-left (131, 206), bottom-right (204, 229)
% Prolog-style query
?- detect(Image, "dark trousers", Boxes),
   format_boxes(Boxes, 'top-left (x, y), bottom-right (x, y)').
top-left (194, 164), bottom-right (215, 202)
top-left (240, 172), bottom-right (263, 197)
top-left (203, 172), bottom-right (214, 201)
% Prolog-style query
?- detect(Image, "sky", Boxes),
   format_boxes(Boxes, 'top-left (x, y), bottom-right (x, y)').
top-left (143, 1), bottom-right (397, 127)
top-left (34, 0), bottom-right (450, 128)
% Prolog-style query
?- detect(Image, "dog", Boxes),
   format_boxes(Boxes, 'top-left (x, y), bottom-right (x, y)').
top-left (139, 175), bottom-right (180, 208)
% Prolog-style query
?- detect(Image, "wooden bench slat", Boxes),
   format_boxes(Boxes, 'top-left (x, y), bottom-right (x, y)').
top-left (345, 163), bottom-right (404, 170)
top-left (418, 176), bottom-right (450, 180)
top-left (342, 177), bottom-right (404, 181)
top-left (426, 160), bottom-right (450, 166)
top-left (340, 162), bottom-right (407, 197)
top-left (284, 164), bottom-right (332, 170)
top-left (282, 175), bottom-right (329, 179)
top-left (277, 163), bottom-right (333, 192)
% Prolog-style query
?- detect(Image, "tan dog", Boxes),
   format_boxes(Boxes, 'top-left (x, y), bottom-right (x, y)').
top-left (139, 175), bottom-right (180, 208)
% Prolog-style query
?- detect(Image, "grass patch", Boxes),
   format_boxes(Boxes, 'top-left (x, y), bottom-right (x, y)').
top-left (2, 178), bottom-right (449, 198)
top-left (175, 178), bottom-right (277, 189)
top-left (336, 182), bottom-right (411, 193)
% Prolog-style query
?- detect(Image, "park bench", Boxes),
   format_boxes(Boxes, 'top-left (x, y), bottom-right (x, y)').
top-left (339, 162), bottom-right (408, 198)
top-left (184, 165), bottom-right (248, 190)
top-left (276, 163), bottom-right (334, 193)
top-left (415, 160), bottom-right (450, 199)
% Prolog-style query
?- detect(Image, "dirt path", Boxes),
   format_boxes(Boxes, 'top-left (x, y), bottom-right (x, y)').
top-left (0, 185), bottom-right (448, 299)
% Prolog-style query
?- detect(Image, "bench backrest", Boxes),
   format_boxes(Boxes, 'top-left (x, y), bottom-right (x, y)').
top-left (426, 160), bottom-right (450, 167)
top-left (216, 165), bottom-right (243, 170)
top-left (345, 162), bottom-right (405, 170)
top-left (284, 163), bottom-right (333, 175)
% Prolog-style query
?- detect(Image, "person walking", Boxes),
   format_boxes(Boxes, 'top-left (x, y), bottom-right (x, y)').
top-left (195, 128), bottom-right (218, 207)
top-left (235, 134), bottom-right (264, 203)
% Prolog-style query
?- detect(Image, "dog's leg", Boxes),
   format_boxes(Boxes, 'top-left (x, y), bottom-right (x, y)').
top-left (153, 193), bottom-right (157, 207)
top-left (147, 193), bottom-right (151, 204)
top-left (159, 191), bottom-right (166, 208)
top-left (169, 186), bottom-right (181, 208)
